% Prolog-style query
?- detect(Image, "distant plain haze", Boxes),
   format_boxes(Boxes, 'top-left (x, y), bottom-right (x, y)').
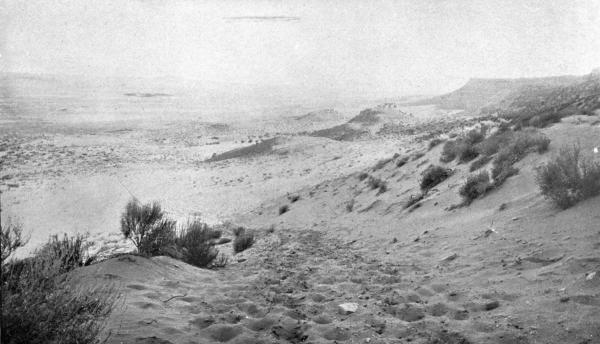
top-left (2, 0), bottom-right (600, 98)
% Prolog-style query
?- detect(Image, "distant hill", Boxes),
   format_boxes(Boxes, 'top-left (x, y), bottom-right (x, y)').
top-left (410, 75), bottom-right (581, 111)
top-left (311, 106), bottom-right (414, 141)
top-left (293, 108), bottom-right (343, 123)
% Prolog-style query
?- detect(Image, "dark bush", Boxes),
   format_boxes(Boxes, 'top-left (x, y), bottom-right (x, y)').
top-left (373, 158), bottom-right (392, 170)
top-left (279, 205), bottom-right (289, 215)
top-left (412, 152), bottom-right (425, 161)
top-left (469, 155), bottom-right (493, 171)
top-left (457, 141), bottom-right (479, 163)
top-left (404, 193), bottom-right (424, 209)
top-left (440, 141), bottom-right (458, 163)
top-left (1, 231), bottom-right (114, 344)
top-left (428, 138), bottom-right (443, 150)
top-left (396, 156), bottom-right (409, 167)
top-left (536, 144), bottom-right (600, 209)
top-left (120, 199), bottom-right (176, 256)
top-left (357, 172), bottom-right (369, 181)
top-left (367, 176), bottom-right (387, 194)
top-left (1, 221), bottom-right (24, 263)
top-left (490, 130), bottom-right (551, 186)
top-left (288, 194), bottom-right (300, 203)
top-left (420, 165), bottom-right (452, 192)
top-left (459, 171), bottom-right (493, 204)
top-left (36, 234), bottom-right (93, 274)
top-left (233, 228), bottom-right (255, 254)
top-left (176, 221), bottom-right (224, 268)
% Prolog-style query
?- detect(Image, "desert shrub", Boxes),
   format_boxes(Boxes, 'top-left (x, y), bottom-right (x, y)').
top-left (412, 152), bottom-right (426, 161)
top-left (373, 158), bottom-right (392, 170)
top-left (428, 138), bottom-right (443, 150)
top-left (1, 232), bottom-right (114, 344)
top-left (465, 127), bottom-right (486, 145)
top-left (346, 199), bottom-right (355, 212)
top-left (288, 194), bottom-right (301, 203)
top-left (233, 228), bottom-right (255, 253)
top-left (1, 220), bottom-right (25, 263)
top-left (279, 205), bottom-right (289, 215)
top-left (536, 144), bottom-right (600, 209)
top-left (490, 130), bottom-right (551, 186)
top-left (440, 141), bottom-right (458, 163)
top-left (36, 234), bottom-right (93, 274)
top-left (120, 199), bottom-right (176, 256)
top-left (176, 220), bottom-right (223, 268)
top-left (469, 155), bottom-right (493, 171)
top-left (456, 141), bottom-right (479, 163)
top-left (367, 176), bottom-right (387, 194)
top-left (476, 130), bottom-right (513, 156)
top-left (404, 193), bottom-right (424, 209)
top-left (420, 165), bottom-right (452, 192)
top-left (357, 172), bottom-right (369, 181)
top-left (396, 156), bottom-right (409, 167)
top-left (459, 171), bottom-right (493, 204)
top-left (232, 226), bottom-right (246, 236)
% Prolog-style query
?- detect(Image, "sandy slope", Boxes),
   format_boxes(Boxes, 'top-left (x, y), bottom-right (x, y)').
top-left (3, 102), bottom-right (600, 343)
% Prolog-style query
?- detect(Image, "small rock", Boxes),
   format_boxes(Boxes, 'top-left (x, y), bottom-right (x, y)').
top-left (484, 300), bottom-right (500, 311)
top-left (338, 302), bottom-right (359, 315)
top-left (586, 271), bottom-right (597, 280)
top-left (441, 253), bottom-right (458, 262)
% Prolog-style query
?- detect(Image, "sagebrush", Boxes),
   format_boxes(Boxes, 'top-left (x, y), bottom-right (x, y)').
top-left (536, 144), bottom-right (600, 209)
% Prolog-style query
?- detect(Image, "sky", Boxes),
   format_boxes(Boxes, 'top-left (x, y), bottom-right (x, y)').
top-left (2, 0), bottom-right (600, 96)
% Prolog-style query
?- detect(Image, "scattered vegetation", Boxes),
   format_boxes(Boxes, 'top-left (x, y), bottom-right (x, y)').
top-left (536, 144), bottom-right (600, 209)
top-left (412, 152), bottom-right (426, 161)
top-left (1, 223), bottom-right (115, 344)
top-left (459, 171), bottom-right (493, 204)
top-left (233, 227), bottom-right (255, 254)
top-left (120, 199), bottom-right (176, 256)
top-left (439, 127), bottom-right (486, 164)
top-left (404, 193), bottom-right (424, 209)
top-left (373, 158), bottom-right (393, 171)
top-left (346, 199), bottom-right (355, 212)
top-left (176, 220), bottom-right (226, 268)
top-left (428, 138), bottom-right (444, 150)
top-left (288, 194), bottom-right (301, 203)
top-left (279, 205), bottom-right (289, 215)
top-left (357, 172), bottom-right (369, 181)
top-left (420, 165), bottom-right (452, 192)
top-left (469, 155), bottom-right (493, 171)
top-left (396, 156), bottom-right (409, 167)
top-left (440, 140), bottom-right (458, 163)
top-left (367, 176), bottom-right (388, 194)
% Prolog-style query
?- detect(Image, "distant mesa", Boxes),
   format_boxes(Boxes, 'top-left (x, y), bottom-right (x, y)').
top-left (124, 92), bottom-right (172, 98)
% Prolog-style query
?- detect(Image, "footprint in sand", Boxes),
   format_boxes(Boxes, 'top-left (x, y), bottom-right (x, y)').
top-left (189, 315), bottom-right (216, 329)
top-left (245, 317), bottom-right (276, 331)
top-left (127, 284), bottom-right (148, 290)
top-left (383, 304), bottom-right (425, 322)
top-left (427, 302), bottom-right (449, 316)
top-left (321, 326), bottom-right (351, 341)
top-left (204, 324), bottom-right (243, 342)
top-left (132, 301), bottom-right (161, 310)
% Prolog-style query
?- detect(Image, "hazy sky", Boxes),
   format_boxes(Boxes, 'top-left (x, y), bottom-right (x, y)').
top-left (2, 0), bottom-right (599, 95)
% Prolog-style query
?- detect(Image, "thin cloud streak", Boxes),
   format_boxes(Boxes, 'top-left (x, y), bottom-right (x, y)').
top-left (223, 16), bottom-right (300, 22)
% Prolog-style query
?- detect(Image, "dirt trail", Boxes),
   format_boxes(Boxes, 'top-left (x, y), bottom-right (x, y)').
top-left (74, 228), bottom-right (563, 344)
